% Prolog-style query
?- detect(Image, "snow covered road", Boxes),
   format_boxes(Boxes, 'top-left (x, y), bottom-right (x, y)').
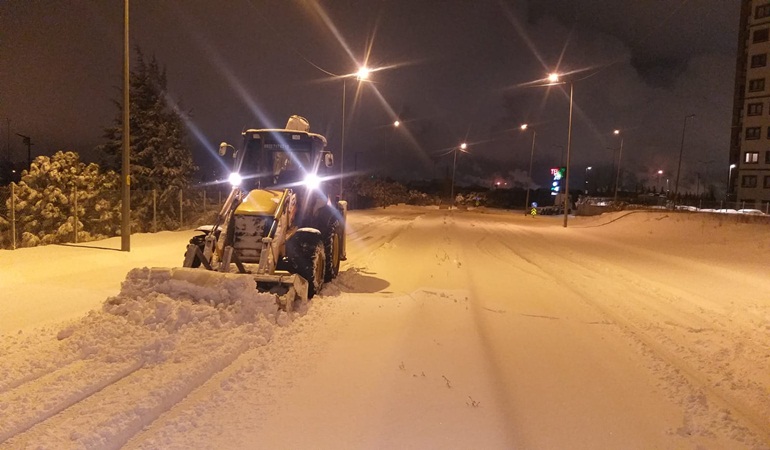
top-left (1, 206), bottom-right (769, 449)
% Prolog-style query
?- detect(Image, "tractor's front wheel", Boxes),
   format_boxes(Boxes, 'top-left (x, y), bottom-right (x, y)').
top-left (323, 219), bottom-right (342, 282)
top-left (286, 231), bottom-right (326, 299)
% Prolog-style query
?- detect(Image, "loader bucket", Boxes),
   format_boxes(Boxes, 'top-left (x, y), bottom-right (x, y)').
top-left (121, 267), bottom-right (309, 313)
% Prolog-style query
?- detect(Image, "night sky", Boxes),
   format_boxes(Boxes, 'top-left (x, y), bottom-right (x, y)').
top-left (1, 0), bottom-right (740, 191)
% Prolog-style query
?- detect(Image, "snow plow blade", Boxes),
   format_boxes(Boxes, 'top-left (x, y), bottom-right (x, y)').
top-left (127, 267), bottom-right (309, 312)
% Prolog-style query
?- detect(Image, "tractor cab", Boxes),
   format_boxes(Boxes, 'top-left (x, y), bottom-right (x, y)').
top-left (221, 115), bottom-right (333, 194)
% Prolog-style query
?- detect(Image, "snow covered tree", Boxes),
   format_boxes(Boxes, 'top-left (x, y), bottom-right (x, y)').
top-left (9, 151), bottom-right (120, 246)
top-left (98, 49), bottom-right (197, 231)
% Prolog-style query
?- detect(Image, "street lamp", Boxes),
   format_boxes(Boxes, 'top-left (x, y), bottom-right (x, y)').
top-left (657, 169), bottom-right (663, 193)
top-left (613, 129), bottom-right (624, 202)
top-left (340, 66), bottom-right (371, 198)
top-left (393, 120), bottom-right (400, 128)
top-left (450, 142), bottom-right (467, 209)
top-left (585, 166), bottom-right (592, 194)
top-left (674, 113), bottom-right (695, 201)
top-left (727, 163), bottom-right (737, 202)
top-left (548, 72), bottom-right (573, 228)
top-left (521, 124), bottom-right (536, 215)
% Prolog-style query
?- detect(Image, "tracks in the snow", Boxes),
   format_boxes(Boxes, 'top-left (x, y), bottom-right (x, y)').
top-left (472, 220), bottom-right (770, 446)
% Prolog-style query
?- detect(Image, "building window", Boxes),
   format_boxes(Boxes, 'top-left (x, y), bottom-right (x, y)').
top-left (742, 175), bottom-right (758, 188)
top-left (745, 151), bottom-right (760, 163)
top-left (748, 102), bottom-right (764, 115)
top-left (766, 151), bottom-right (770, 163)
top-left (765, 176), bottom-right (770, 188)
top-left (752, 53), bottom-right (768, 68)
top-left (746, 127), bottom-right (761, 139)
top-left (749, 78), bottom-right (766, 92)
top-left (757, 5), bottom-right (770, 20)
top-left (755, 27), bottom-right (770, 42)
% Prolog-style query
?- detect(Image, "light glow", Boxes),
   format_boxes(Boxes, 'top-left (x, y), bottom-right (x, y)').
top-left (548, 73), bottom-right (560, 83)
top-left (228, 172), bottom-right (242, 187)
top-left (304, 173), bottom-right (321, 190)
top-left (520, 124), bottom-right (528, 130)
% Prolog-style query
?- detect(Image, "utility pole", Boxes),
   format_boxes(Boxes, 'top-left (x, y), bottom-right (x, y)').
top-left (121, 0), bottom-right (131, 252)
top-left (16, 133), bottom-right (32, 169)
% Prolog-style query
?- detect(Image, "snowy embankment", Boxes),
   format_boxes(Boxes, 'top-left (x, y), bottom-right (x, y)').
top-left (0, 267), bottom-right (283, 448)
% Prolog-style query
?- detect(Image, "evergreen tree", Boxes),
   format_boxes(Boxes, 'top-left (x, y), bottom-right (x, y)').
top-left (8, 151), bottom-right (120, 246)
top-left (98, 49), bottom-right (197, 230)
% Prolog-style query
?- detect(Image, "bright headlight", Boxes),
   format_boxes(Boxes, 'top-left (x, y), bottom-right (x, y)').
top-left (303, 173), bottom-right (321, 190)
top-left (228, 172), bottom-right (242, 186)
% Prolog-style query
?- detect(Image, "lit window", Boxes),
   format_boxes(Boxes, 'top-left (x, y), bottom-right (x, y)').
top-left (748, 103), bottom-right (764, 115)
top-left (745, 152), bottom-right (760, 163)
top-left (755, 28), bottom-right (770, 43)
top-left (742, 175), bottom-right (758, 188)
top-left (752, 54), bottom-right (768, 68)
top-left (749, 78), bottom-right (766, 92)
top-left (756, 5), bottom-right (770, 20)
top-left (746, 127), bottom-right (761, 139)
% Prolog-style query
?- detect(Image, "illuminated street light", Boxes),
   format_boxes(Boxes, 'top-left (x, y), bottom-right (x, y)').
top-left (340, 66), bottom-right (372, 198)
top-left (674, 114), bottom-right (696, 201)
top-left (585, 166), bottom-right (592, 194)
top-left (657, 169), bottom-right (664, 192)
top-left (520, 124), bottom-right (536, 215)
top-left (450, 142), bottom-right (467, 209)
top-left (547, 72), bottom-right (573, 228)
top-left (613, 129), bottom-right (624, 202)
top-left (393, 120), bottom-right (400, 127)
top-left (727, 163), bottom-right (737, 202)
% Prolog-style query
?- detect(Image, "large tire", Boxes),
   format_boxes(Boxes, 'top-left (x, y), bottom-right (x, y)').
top-left (188, 234), bottom-right (206, 268)
top-left (323, 219), bottom-right (342, 282)
top-left (286, 231), bottom-right (326, 299)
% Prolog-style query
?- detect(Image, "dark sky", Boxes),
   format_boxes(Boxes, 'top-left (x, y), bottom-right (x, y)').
top-left (1, 0), bottom-right (741, 191)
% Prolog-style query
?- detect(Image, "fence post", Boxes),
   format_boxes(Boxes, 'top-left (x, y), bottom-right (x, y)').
top-left (153, 189), bottom-right (157, 233)
top-left (11, 182), bottom-right (16, 250)
top-left (73, 185), bottom-right (78, 244)
top-left (179, 189), bottom-right (183, 230)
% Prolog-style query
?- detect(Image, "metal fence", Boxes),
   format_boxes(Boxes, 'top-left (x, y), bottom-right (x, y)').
top-left (0, 184), bottom-right (228, 250)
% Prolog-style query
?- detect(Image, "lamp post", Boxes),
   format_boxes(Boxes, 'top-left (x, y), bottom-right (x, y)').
top-left (585, 166), bottom-right (592, 194)
top-left (674, 113), bottom-right (695, 201)
top-left (451, 142), bottom-right (467, 209)
top-left (340, 66), bottom-right (370, 198)
top-left (727, 163), bottom-right (736, 202)
top-left (657, 170), bottom-right (663, 193)
top-left (121, 0), bottom-right (131, 252)
top-left (613, 129), bottom-right (624, 202)
top-left (548, 72), bottom-right (574, 228)
top-left (521, 124), bottom-right (536, 215)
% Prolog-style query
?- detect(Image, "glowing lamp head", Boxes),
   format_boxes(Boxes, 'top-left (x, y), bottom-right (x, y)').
top-left (460, 143), bottom-right (467, 150)
top-left (547, 73), bottom-right (560, 83)
top-left (394, 120), bottom-right (400, 127)
top-left (303, 173), bottom-right (321, 190)
top-left (228, 172), bottom-right (242, 187)
top-left (520, 124), bottom-right (528, 131)
top-left (613, 129), bottom-right (620, 135)
top-left (356, 67), bottom-right (370, 80)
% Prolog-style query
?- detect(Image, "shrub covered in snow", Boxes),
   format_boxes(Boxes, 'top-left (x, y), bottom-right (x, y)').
top-left (7, 151), bottom-right (120, 246)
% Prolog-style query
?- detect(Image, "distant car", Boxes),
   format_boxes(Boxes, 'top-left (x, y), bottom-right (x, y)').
top-left (738, 208), bottom-right (766, 215)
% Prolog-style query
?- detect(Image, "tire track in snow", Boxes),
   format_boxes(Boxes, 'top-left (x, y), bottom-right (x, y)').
top-left (494, 226), bottom-right (770, 446)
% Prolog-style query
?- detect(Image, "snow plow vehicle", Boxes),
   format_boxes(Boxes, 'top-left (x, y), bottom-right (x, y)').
top-left (180, 115), bottom-right (346, 311)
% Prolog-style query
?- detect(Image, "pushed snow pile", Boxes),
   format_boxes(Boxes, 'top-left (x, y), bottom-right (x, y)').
top-left (104, 267), bottom-right (281, 329)
top-left (0, 267), bottom-right (285, 447)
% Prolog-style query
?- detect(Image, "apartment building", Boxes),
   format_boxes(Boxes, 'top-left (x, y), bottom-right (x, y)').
top-left (731, 0), bottom-right (770, 204)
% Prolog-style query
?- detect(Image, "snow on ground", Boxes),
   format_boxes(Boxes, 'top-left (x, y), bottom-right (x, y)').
top-left (1, 206), bottom-right (769, 449)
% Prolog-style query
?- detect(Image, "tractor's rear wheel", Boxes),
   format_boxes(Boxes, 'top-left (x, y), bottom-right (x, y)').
top-left (286, 231), bottom-right (326, 299)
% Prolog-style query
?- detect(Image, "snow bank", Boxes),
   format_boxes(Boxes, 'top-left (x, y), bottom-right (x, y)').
top-left (0, 267), bottom-right (287, 448)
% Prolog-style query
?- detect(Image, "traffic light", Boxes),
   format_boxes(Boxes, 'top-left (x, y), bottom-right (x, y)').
top-left (550, 167), bottom-right (565, 196)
